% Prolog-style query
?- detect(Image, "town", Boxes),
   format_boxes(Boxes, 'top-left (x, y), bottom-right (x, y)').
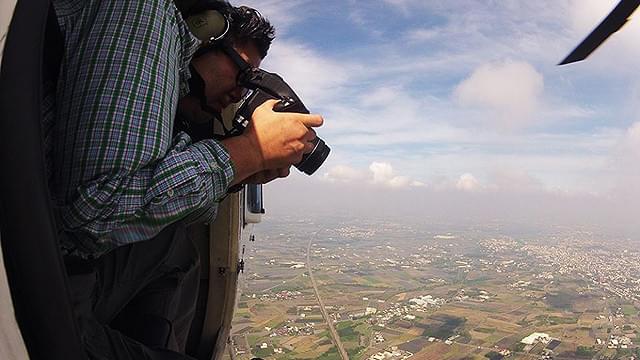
top-left (228, 216), bottom-right (640, 360)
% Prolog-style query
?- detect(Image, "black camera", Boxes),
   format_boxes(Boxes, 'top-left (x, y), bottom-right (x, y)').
top-left (232, 68), bottom-right (330, 175)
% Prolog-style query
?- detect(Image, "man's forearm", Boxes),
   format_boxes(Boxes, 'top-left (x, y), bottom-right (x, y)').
top-left (59, 134), bottom-right (234, 257)
top-left (222, 135), bottom-right (264, 186)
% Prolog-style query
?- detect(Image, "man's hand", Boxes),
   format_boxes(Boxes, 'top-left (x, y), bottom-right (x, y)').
top-left (242, 167), bottom-right (291, 184)
top-left (246, 99), bottom-right (323, 169)
top-left (222, 99), bottom-right (323, 186)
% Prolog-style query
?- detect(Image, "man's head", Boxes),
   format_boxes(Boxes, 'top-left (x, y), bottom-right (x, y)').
top-left (227, 6), bottom-right (275, 59)
top-left (190, 5), bottom-right (275, 112)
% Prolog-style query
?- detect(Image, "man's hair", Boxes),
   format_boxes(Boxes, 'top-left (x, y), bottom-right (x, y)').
top-left (228, 6), bottom-right (275, 59)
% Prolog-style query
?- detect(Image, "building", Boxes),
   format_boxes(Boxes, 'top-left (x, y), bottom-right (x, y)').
top-left (521, 332), bottom-right (550, 345)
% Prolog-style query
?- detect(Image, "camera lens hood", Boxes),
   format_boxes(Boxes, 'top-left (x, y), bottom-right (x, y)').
top-left (296, 137), bottom-right (330, 175)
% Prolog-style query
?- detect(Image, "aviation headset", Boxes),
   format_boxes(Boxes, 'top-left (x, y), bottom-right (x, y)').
top-left (181, 1), bottom-right (252, 79)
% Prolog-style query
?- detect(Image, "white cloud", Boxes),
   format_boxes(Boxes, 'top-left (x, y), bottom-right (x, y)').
top-left (262, 40), bottom-right (351, 106)
top-left (611, 121), bottom-right (640, 179)
top-left (322, 162), bottom-right (424, 189)
top-left (624, 122), bottom-right (640, 158)
top-left (568, 0), bottom-right (620, 33)
top-left (367, 162), bottom-right (427, 189)
top-left (456, 173), bottom-right (480, 192)
top-left (380, 0), bottom-right (414, 16)
top-left (235, 0), bottom-right (311, 34)
top-left (322, 165), bottom-right (365, 183)
top-left (369, 162), bottom-right (394, 183)
top-left (404, 28), bottom-right (441, 42)
top-left (454, 60), bottom-right (544, 129)
top-left (369, 162), bottom-right (416, 188)
top-left (387, 176), bottom-right (411, 188)
top-left (487, 169), bottom-right (544, 193)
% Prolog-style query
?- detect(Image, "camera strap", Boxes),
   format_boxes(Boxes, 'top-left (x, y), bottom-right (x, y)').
top-left (220, 42), bottom-right (252, 75)
top-left (186, 64), bottom-right (235, 139)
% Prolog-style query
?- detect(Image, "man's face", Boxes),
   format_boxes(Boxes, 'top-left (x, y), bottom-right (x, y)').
top-left (192, 41), bottom-right (262, 112)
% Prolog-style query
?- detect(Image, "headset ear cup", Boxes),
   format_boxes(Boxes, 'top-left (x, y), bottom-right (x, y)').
top-left (186, 10), bottom-right (228, 42)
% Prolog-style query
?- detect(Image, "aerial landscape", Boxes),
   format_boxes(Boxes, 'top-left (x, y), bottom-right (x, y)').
top-left (2, 0), bottom-right (640, 360)
top-left (227, 214), bottom-right (640, 360)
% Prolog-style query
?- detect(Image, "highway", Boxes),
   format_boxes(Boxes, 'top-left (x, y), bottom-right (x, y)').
top-left (306, 238), bottom-right (349, 360)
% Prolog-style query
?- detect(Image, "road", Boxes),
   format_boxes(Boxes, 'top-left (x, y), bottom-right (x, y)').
top-left (306, 238), bottom-right (350, 360)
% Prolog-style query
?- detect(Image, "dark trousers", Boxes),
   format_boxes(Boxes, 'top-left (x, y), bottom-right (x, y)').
top-left (66, 223), bottom-right (200, 359)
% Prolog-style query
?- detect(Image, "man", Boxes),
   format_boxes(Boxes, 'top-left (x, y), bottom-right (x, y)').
top-left (176, 4), bottom-right (313, 185)
top-left (46, 0), bottom-right (321, 358)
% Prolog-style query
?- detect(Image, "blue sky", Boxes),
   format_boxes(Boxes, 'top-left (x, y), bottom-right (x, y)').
top-left (239, 0), bottom-right (640, 232)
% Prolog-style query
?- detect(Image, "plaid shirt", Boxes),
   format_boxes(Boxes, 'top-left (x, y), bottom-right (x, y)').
top-left (46, 0), bottom-right (235, 257)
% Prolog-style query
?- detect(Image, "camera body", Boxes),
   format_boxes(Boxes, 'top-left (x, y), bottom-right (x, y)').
top-left (232, 69), bottom-right (330, 175)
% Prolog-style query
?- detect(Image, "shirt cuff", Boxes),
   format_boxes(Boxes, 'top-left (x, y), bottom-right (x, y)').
top-left (192, 139), bottom-right (235, 200)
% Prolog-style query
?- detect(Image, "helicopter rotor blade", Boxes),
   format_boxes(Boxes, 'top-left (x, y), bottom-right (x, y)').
top-left (559, 0), bottom-right (639, 65)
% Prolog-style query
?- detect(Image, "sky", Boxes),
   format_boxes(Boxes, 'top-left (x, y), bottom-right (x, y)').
top-left (238, 0), bottom-right (640, 235)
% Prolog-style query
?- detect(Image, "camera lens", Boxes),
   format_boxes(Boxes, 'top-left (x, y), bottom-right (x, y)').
top-left (295, 137), bottom-right (330, 175)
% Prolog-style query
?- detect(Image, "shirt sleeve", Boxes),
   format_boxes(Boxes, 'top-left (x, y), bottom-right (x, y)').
top-left (52, 0), bottom-right (234, 249)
